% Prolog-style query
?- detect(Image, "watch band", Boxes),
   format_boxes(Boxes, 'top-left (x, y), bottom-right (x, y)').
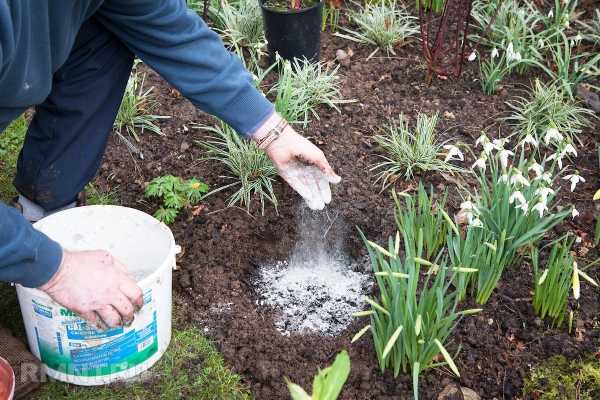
top-left (256, 118), bottom-right (288, 150)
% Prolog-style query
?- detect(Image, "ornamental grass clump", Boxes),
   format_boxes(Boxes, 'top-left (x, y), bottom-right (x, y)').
top-left (371, 113), bottom-right (464, 187)
top-left (393, 183), bottom-right (449, 260)
top-left (196, 122), bottom-right (278, 214)
top-left (449, 135), bottom-right (571, 304)
top-left (353, 229), bottom-right (480, 400)
top-left (504, 79), bottom-right (594, 150)
top-left (335, 1), bottom-right (418, 58)
top-left (270, 58), bottom-right (351, 124)
top-left (114, 71), bottom-right (168, 142)
top-left (213, 0), bottom-right (266, 72)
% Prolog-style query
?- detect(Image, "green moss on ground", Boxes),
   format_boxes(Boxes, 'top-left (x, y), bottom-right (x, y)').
top-left (1, 119), bottom-right (252, 400)
top-left (0, 115), bottom-right (27, 201)
top-left (523, 355), bottom-right (600, 400)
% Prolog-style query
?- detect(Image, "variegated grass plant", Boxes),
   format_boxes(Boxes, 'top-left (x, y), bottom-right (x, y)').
top-left (335, 1), bottom-right (418, 58)
top-left (353, 229), bottom-right (480, 400)
top-left (371, 113), bottom-right (464, 187)
top-left (114, 70), bottom-right (168, 143)
top-left (212, 0), bottom-right (266, 73)
top-left (449, 137), bottom-right (571, 304)
top-left (270, 57), bottom-right (352, 124)
top-left (504, 79), bottom-right (594, 150)
top-left (393, 183), bottom-right (449, 260)
top-left (196, 122), bottom-right (278, 214)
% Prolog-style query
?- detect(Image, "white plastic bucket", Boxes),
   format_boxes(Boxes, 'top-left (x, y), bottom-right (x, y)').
top-left (16, 205), bottom-right (175, 386)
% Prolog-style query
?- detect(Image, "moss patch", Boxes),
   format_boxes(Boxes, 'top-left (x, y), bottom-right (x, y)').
top-left (523, 355), bottom-right (600, 400)
top-left (0, 115), bottom-right (27, 201)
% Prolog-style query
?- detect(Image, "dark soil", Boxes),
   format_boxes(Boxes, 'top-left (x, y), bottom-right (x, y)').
top-left (96, 19), bottom-right (600, 400)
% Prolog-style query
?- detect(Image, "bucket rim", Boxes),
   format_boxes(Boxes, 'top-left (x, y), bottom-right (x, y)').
top-left (29, 205), bottom-right (176, 291)
top-left (0, 356), bottom-right (15, 400)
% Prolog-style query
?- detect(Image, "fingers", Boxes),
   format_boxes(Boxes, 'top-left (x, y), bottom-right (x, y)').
top-left (97, 305), bottom-right (122, 328)
top-left (112, 293), bottom-right (136, 326)
top-left (114, 259), bottom-right (144, 311)
top-left (78, 311), bottom-right (102, 330)
top-left (301, 148), bottom-right (341, 184)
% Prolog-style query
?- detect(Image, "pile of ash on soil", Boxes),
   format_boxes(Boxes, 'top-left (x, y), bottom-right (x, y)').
top-left (254, 207), bottom-right (372, 336)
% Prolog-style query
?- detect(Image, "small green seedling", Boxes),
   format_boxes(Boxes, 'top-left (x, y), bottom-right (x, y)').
top-left (286, 350), bottom-right (351, 400)
top-left (145, 175), bottom-right (208, 224)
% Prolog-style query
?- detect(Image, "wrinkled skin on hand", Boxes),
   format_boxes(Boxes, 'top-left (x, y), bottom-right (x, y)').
top-left (39, 250), bottom-right (144, 330)
top-left (253, 113), bottom-right (341, 209)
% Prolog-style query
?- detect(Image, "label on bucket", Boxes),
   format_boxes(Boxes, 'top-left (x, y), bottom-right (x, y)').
top-left (30, 290), bottom-right (158, 377)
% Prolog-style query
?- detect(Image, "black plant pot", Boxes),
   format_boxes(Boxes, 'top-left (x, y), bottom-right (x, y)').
top-left (260, 0), bottom-right (323, 62)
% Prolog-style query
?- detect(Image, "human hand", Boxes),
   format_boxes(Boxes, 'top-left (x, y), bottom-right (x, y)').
top-left (38, 250), bottom-right (144, 329)
top-left (252, 113), bottom-right (341, 210)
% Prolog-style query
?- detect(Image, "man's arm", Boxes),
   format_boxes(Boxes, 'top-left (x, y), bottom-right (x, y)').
top-left (0, 204), bottom-right (62, 287)
top-left (95, 0), bottom-right (274, 136)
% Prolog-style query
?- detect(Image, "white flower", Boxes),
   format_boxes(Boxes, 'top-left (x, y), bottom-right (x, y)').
top-left (499, 174), bottom-right (509, 183)
top-left (548, 9), bottom-right (554, 18)
top-left (472, 157), bottom-right (487, 171)
top-left (510, 171), bottom-right (530, 187)
top-left (544, 127), bottom-right (563, 144)
top-left (468, 51), bottom-right (477, 61)
top-left (562, 143), bottom-right (577, 157)
top-left (475, 134), bottom-right (489, 148)
top-left (509, 191), bottom-right (527, 205)
top-left (491, 47), bottom-right (499, 59)
top-left (493, 138), bottom-right (508, 149)
top-left (443, 144), bottom-right (464, 162)
top-left (516, 201), bottom-right (529, 214)
top-left (535, 172), bottom-right (552, 184)
top-left (460, 200), bottom-right (477, 211)
top-left (532, 201), bottom-right (549, 217)
top-left (535, 187), bottom-right (555, 200)
top-left (528, 162), bottom-right (544, 177)
top-left (572, 208), bottom-right (579, 219)
top-left (538, 38), bottom-right (545, 48)
top-left (563, 174), bottom-right (585, 192)
top-left (521, 134), bottom-right (539, 148)
top-left (547, 152), bottom-right (564, 169)
top-left (498, 149), bottom-right (514, 169)
top-left (470, 217), bottom-right (484, 228)
top-left (475, 134), bottom-right (495, 154)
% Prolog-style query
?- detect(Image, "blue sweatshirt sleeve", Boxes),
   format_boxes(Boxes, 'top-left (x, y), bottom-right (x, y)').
top-left (0, 204), bottom-right (63, 287)
top-left (95, 0), bottom-right (274, 136)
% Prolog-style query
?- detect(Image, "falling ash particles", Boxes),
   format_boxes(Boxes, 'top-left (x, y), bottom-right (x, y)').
top-left (254, 207), bottom-right (372, 336)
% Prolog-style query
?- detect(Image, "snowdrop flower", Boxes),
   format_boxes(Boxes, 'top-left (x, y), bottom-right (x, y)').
top-left (538, 38), bottom-right (545, 48)
top-left (563, 174), bottom-right (585, 192)
top-left (532, 201), bottom-right (549, 217)
top-left (468, 51), bottom-right (477, 61)
top-left (470, 217), bottom-right (484, 228)
top-left (528, 162), bottom-right (544, 178)
top-left (509, 191), bottom-right (526, 205)
top-left (491, 47), bottom-right (499, 59)
top-left (544, 127), bottom-right (563, 144)
top-left (493, 138), bottom-right (508, 149)
top-left (547, 152), bottom-right (565, 169)
top-left (475, 134), bottom-right (495, 154)
top-left (521, 134), bottom-right (538, 148)
top-left (562, 143), bottom-right (577, 157)
top-left (548, 9), bottom-right (553, 18)
top-left (535, 187), bottom-right (555, 201)
top-left (460, 200), bottom-right (477, 212)
top-left (499, 174), bottom-right (509, 183)
top-left (498, 149), bottom-right (514, 169)
top-left (475, 134), bottom-right (488, 148)
top-left (572, 208), bottom-right (579, 218)
top-left (510, 171), bottom-right (530, 187)
top-left (472, 157), bottom-right (487, 171)
top-left (515, 201), bottom-right (529, 214)
top-left (443, 144), bottom-right (464, 162)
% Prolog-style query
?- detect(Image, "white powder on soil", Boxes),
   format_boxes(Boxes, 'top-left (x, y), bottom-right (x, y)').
top-left (254, 207), bottom-right (372, 335)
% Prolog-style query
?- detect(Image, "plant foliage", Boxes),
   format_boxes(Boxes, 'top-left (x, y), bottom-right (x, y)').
top-left (145, 175), bottom-right (209, 224)
top-left (286, 350), bottom-right (351, 400)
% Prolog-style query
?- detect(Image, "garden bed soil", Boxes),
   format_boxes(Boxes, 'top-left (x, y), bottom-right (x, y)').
top-left (96, 30), bottom-right (600, 399)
